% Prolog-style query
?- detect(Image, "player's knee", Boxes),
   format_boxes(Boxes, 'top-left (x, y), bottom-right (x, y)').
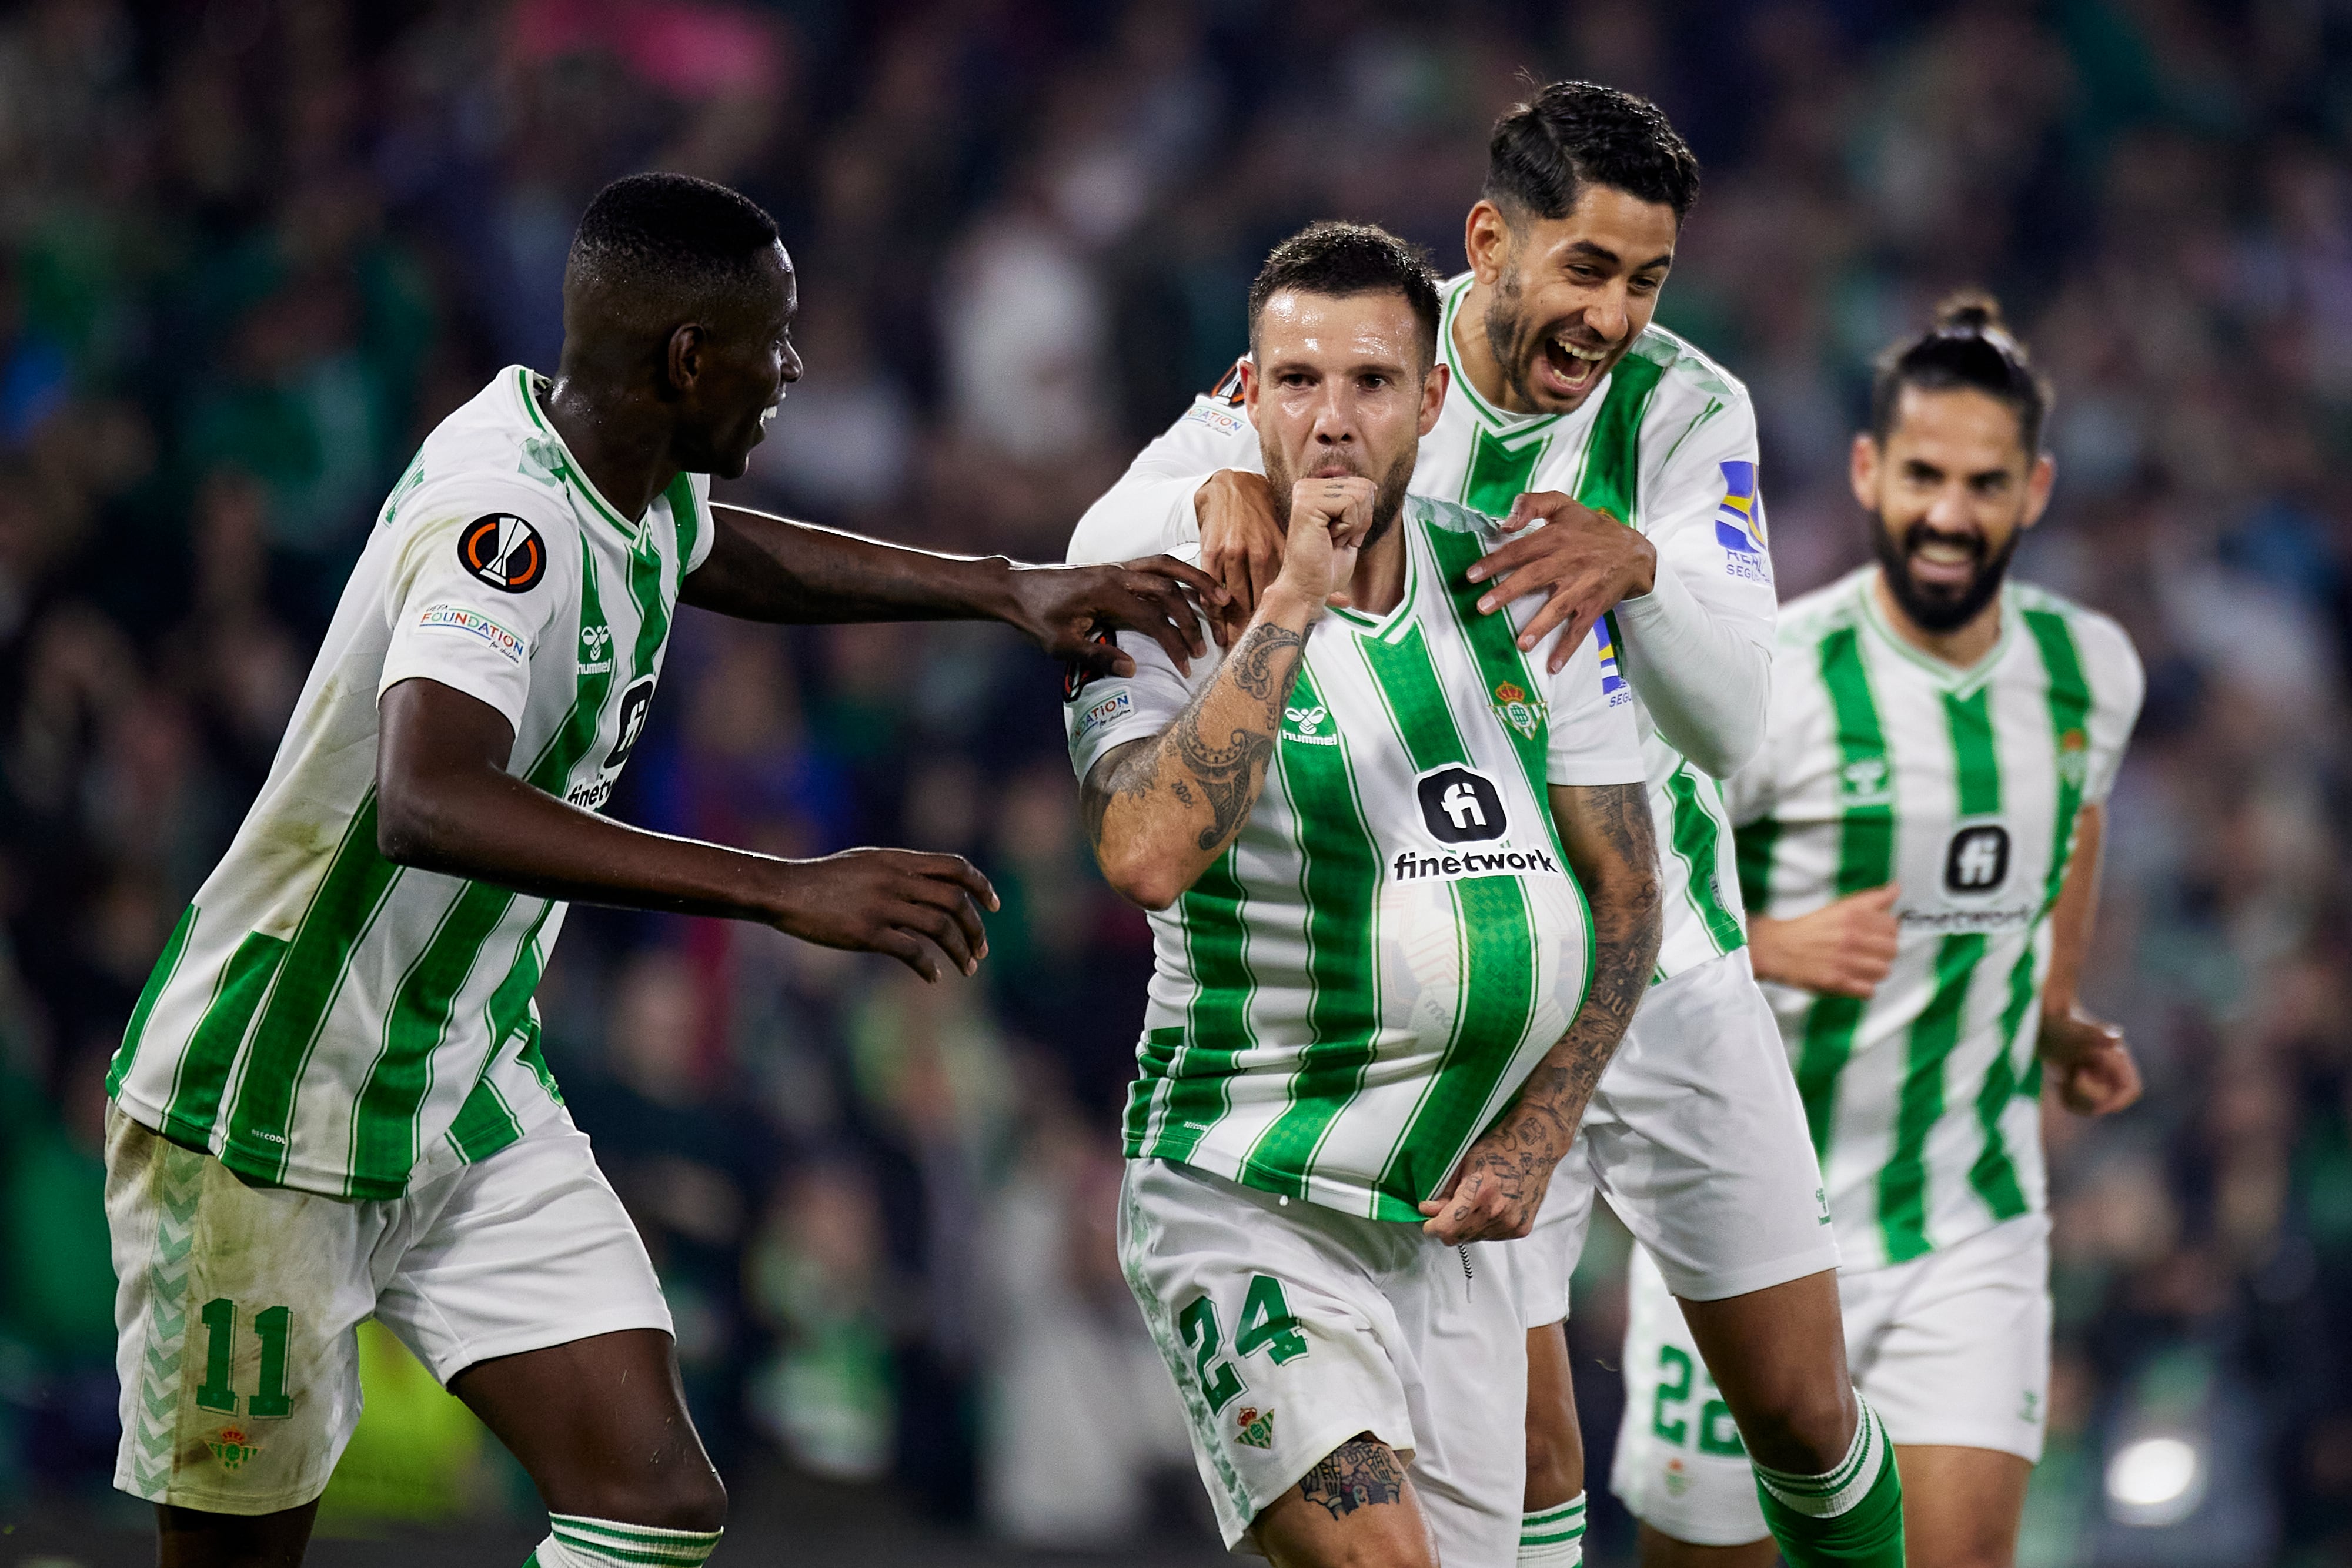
top-left (584, 1465), bottom-right (728, 1534)
top-left (1735, 1381), bottom-right (1857, 1475)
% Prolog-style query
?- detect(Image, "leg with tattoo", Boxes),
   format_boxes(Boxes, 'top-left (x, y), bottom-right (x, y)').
top-left (1254, 1435), bottom-right (1438, 1568)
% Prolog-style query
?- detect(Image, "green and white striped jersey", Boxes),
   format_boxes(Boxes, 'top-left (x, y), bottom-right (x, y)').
top-left (109, 367), bottom-right (713, 1200)
top-left (1072, 273), bottom-right (1775, 982)
top-left (1731, 568), bottom-right (2143, 1270)
top-left (1067, 494), bottom-right (1646, 1222)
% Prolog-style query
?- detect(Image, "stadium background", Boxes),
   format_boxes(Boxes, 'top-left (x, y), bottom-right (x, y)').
top-left (0, 0), bottom-right (2346, 1562)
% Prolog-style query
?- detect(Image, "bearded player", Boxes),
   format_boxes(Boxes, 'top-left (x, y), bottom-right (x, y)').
top-left (1073, 83), bottom-right (1900, 1567)
top-left (1613, 297), bottom-right (2143, 1567)
top-left (103, 172), bottom-right (1223, 1568)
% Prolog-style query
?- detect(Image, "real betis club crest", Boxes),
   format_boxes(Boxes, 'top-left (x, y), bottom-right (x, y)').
top-left (208, 1427), bottom-right (262, 1470)
top-left (1491, 681), bottom-right (1545, 740)
top-left (1235, 1405), bottom-right (1276, 1450)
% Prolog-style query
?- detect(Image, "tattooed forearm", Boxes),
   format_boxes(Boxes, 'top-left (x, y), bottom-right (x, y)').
top-left (1077, 613), bottom-right (1314, 905)
top-left (1297, 1437), bottom-right (1406, 1519)
top-left (1526, 781), bottom-right (1662, 1129)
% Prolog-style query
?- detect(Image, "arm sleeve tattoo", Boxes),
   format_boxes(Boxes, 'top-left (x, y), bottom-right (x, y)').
top-left (1297, 1437), bottom-right (1406, 1519)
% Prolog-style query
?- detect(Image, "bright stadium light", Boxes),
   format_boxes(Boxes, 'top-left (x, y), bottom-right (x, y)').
top-left (2107, 1435), bottom-right (2207, 1526)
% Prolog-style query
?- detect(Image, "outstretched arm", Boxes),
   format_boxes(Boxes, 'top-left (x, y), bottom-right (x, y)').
top-left (1422, 779), bottom-right (1662, 1242)
top-left (689, 502), bottom-right (1227, 678)
top-left (375, 677), bottom-right (996, 982)
top-left (1078, 477), bottom-right (1366, 908)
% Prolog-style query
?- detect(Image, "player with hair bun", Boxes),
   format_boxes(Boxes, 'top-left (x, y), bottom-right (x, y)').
top-left (1612, 293), bottom-right (2144, 1567)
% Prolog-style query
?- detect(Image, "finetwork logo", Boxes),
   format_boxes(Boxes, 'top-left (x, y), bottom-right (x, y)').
top-left (1415, 766), bottom-right (1506, 844)
top-left (1944, 824), bottom-right (2012, 894)
top-left (1391, 845), bottom-right (1561, 881)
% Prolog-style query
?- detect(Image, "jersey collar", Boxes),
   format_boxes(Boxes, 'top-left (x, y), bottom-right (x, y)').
top-left (1322, 500), bottom-right (1426, 638)
top-left (1857, 569), bottom-right (2019, 696)
top-left (512, 367), bottom-right (654, 553)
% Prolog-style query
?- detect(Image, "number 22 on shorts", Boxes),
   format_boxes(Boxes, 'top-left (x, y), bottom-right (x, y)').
top-left (1179, 1274), bottom-right (1310, 1414)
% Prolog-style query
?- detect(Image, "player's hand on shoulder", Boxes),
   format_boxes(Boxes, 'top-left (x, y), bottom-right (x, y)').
top-left (761, 847), bottom-right (1000, 983)
top-left (1468, 490), bottom-right (1659, 672)
top-left (1009, 557), bottom-right (1228, 679)
top-left (1748, 884), bottom-right (1901, 998)
top-left (1194, 470), bottom-right (1282, 646)
top-left (1272, 475), bottom-right (1374, 612)
top-left (2040, 1006), bottom-right (2141, 1117)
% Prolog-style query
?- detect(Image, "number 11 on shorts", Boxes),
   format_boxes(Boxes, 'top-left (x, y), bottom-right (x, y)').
top-left (194, 1298), bottom-right (295, 1418)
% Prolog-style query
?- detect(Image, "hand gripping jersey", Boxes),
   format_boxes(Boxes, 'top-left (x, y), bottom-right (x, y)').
top-left (1071, 273), bottom-right (1778, 982)
top-left (108, 368), bottom-right (714, 1199)
top-left (1731, 569), bottom-right (2143, 1269)
top-left (1067, 493), bottom-right (1646, 1221)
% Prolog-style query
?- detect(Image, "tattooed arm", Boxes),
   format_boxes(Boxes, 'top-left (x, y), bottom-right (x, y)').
top-left (1421, 780), bottom-right (1662, 1243)
top-left (1078, 474), bottom-right (1371, 910)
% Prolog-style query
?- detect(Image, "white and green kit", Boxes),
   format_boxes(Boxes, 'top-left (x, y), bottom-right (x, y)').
top-left (1079, 275), bottom-right (1838, 1312)
top-left (104, 367), bottom-right (687, 1513)
top-left (1070, 491), bottom-right (1643, 1559)
top-left (1612, 566), bottom-right (2143, 1543)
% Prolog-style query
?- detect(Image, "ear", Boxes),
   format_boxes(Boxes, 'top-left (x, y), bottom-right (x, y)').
top-left (1418, 360), bottom-right (1449, 437)
top-left (2019, 452), bottom-right (2056, 531)
top-left (1848, 431), bottom-right (1879, 514)
top-left (666, 323), bottom-right (706, 393)
top-left (1464, 201), bottom-right (1511, 286)
top-left (1240, 355), bottom-right (1261, 431)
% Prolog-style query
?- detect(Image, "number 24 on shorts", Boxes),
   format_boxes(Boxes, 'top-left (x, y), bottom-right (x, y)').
top-left (1180, 1274), bottom-right (1309, 1415)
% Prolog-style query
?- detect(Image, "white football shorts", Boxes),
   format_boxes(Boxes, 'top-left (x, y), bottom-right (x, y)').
top-left (1612, 1212), bottom-right (2053, 1544)
top-left (106, 1104), bottom-right (671, 1515)
top-left (1515, 947), bottom-right (1840, 1323)
top-left (1119, 1157), bottom-right (1526, 1565)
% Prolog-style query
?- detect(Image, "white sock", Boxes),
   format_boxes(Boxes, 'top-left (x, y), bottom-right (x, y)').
top-left (1752, 1400), bottom-right (1889, 1519)
top-left (526, 1513), bottom-right (724, 1566)
top-left (1519, 1491), bottom-right (1586, 1564)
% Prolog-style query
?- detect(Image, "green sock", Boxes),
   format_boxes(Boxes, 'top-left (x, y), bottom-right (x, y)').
top-left (1751, 1402), bottom-right (1905, 1568)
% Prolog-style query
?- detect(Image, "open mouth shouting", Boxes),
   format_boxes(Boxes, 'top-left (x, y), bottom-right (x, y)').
top-left (1532, 327), bottom-right (1616, 404)
top-left (1903, 526), bottom-right (1986, 596)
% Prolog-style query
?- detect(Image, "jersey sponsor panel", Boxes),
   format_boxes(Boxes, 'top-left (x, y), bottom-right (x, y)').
top-left (109, 369), bottom-right (713, 1199)
top-left (1072, 272), bottom-right (1772, 982)
top-left (1729, 570), bottom-right (2143, 1268)
top-left (1070, 496), bottom-right (1645, 1219)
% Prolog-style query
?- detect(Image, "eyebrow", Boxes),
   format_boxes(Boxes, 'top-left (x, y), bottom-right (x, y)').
top-left (1564, 240), bottom-right (1674, 272)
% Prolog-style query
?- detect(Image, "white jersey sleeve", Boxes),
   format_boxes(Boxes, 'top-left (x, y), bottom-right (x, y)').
top-left (683, 472), bottom-right (720, 574)
top-left (2072, 610), bottom-right (2145, 804)
top-left (377, 480), bottom-right (577, 732)
top-left (1068, 373), bottom-right (1263, 566)
top-left (1544, 621), bottom-right (1648, 787)
top-left (1613, 391), bottom-right (1777, 778)
top-left (1066, 626), bottom-right (1217, 787)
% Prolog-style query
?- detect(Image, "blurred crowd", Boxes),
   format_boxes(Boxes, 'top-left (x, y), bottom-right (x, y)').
top-left (0, 0), bottom-right (2346, 1562)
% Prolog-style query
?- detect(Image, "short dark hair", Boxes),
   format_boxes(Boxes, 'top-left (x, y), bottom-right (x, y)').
top-left (568, 172), bottom-right (782, 299)
top-left (1869, 291), bottom-right (2053, 453)
top-left (1485, 81), bottom-right (1701, 224)
top-left (1247, 221), bottom-right (1443, 369)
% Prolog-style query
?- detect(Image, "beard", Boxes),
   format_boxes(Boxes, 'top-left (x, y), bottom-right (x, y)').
top-left (1869, 511), bottom-right (2020, 633)
top-left (1263, 439), bottom-right (1419, 551)
top-left (1482, 265), bottom-right (1541, 409)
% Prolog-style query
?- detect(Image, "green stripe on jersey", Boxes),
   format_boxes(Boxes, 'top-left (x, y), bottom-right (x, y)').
top-left (1793, 626), bottom-right (1893, 1159)
top-left (1153, 854), bottom-right (1254, 1162)
top-left (1241, 667), bottom-right (1382, 1198)
top-left (1945, 687), bottom-right (2002, 815)
top-left (1573, 351), bottom-right (1666, 524)
top-left (1462, 426), bottom-right (1551, 518)
top-left (160, 931), bottom-right (290, 1148)
top-left (1967, 943), bottom-right (2036, 1222)
top-left (111, 904), bottom-right (197, 1096)
top-left (2024, 610), bottom-right (2093, 914)
top-left (1124, 1026), bottom-right (1184, 1155)
top-left (1663, 764), bottom-right (1743, 955)
top-left (221, 795), bottom-right (405, 1181)
top-left (1879, 932), bottom-right (1988, 1261)
top-left (1735, 817), bottom-right (1782, 915)
top-left (1420, 520), bottom-right (1566, 861)
top-left (446, 1076), bottom-right (521, 1162)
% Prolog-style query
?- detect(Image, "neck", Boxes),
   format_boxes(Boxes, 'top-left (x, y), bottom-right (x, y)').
top-left (1345, 517), bottom-right (1410, 615)
top-left (1871, 570), bottom-right (2003, 668)
top-left (1449, 279), bottom-right (1537, 415)
top-left (538, 366), bottom-right (679, 522)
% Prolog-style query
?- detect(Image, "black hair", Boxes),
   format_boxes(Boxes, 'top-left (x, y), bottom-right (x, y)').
top-left (1484, 81), bottom-right (1701, 224)
top-left (1869, 291), bottom-right (2053, 453)
top-left (567, 172), bottom-right (782, 300)
top-left (1247, 221), bottom-right (1443, 368)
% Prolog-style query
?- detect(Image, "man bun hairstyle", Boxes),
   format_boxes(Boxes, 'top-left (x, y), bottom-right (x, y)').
top-left (1869, 289), bottom-right (2054, 453)
top-left (569, 172), bottom-right (783, 300)
top-left (1247, 220), bottom-right (1444, 369)
top-left (1485, 81), bottom-right (1701, 225)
